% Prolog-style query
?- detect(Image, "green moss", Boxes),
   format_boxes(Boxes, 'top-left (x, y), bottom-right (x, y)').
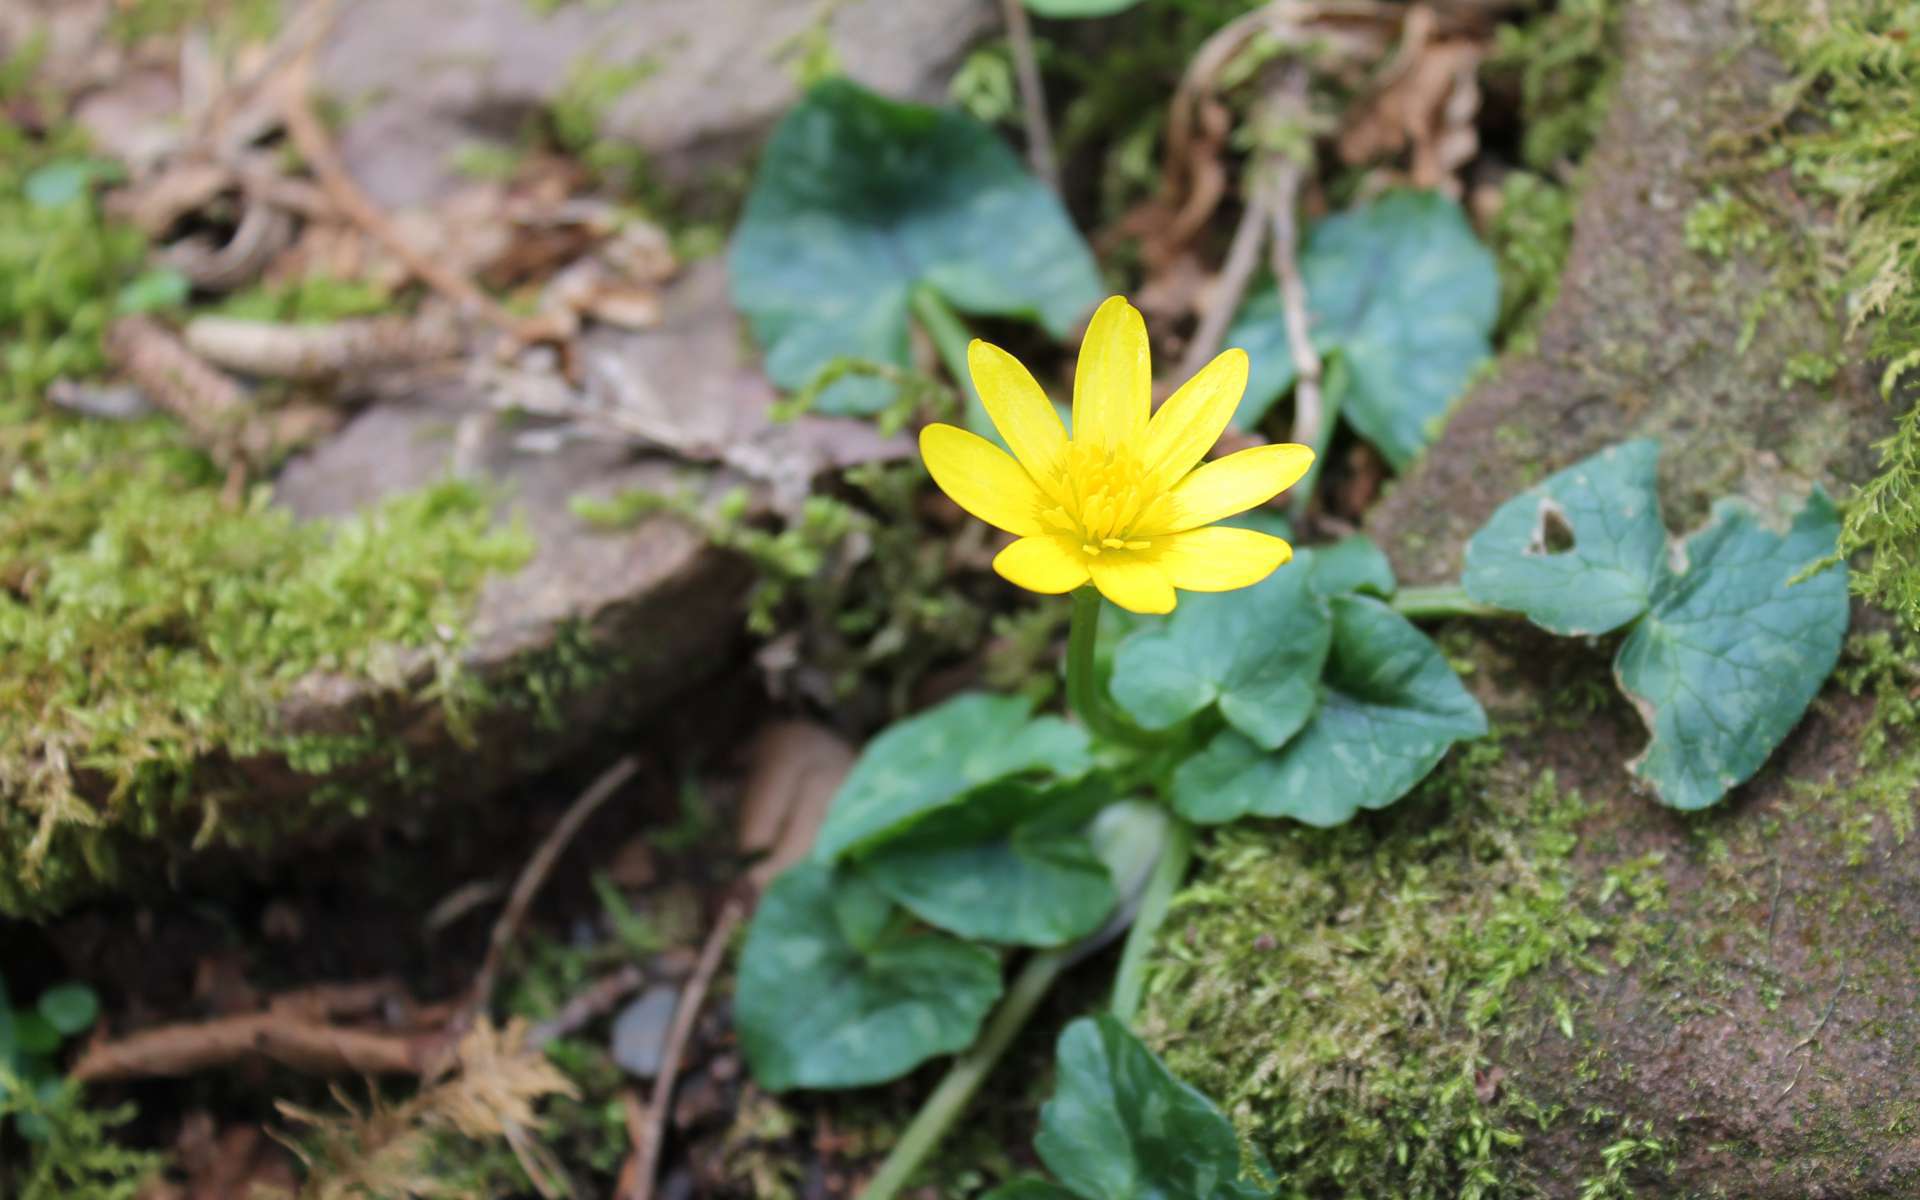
top-left (1721, 1), bottom-right (1920, 627)
top-left (208, 274), bottom-right (399, 324)
top-left (1142, 733), bottom-right (1627, 1199)
top-left (1487, 171), bottom-right (1576, 349)
top-left (0, 115), bottom-right (533, 916)
top-left (0, 1077), bottom-right (165, 1200)
top-left (1488, 0), bottom-right (1623, 174)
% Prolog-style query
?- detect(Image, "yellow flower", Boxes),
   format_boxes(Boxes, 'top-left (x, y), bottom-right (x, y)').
top-left (919, 295), bottom-right (1314, 615)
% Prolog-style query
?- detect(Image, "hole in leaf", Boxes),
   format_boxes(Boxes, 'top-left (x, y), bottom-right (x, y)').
top-left (1528, 499), bottom-right (1577, 556)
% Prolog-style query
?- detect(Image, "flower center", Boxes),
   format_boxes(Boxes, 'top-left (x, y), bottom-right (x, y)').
top-left (1042, 441), bottom-right (1158, 556)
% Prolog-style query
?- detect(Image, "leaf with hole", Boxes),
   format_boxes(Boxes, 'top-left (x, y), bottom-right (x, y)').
top-left (1034, 1014), bottom-right (1273, 1200)
top-left (856, 778), bottom-right (1116, 947)
top-left (729, 79), bottom-right (1102, 415)
top-left (1462, 439), bottom-right (1668, 635)
top-left (1109, 557), bottom-right (1332, 748)
top-left (814, 692), bottom-right (1091, 861)
top-left (1617, 490), bottom-right (1847, 810)
top-left (735, 863), bottom-right (1003, 1091)
top-left (1227, 190), bottom-right (1498, 468)
top-left (1172, 595), bottom-right (1486, 825)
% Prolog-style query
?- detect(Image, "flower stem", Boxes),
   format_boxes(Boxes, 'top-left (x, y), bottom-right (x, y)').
top-left (1109, 815), bottom-right (1192, 1025)
top-left (908, 285), bottom-right (987, 436)
top-left (1390, 584), bottom-right (1509, 621)
top-left (1066, 588), bottom-right (1177, 748)
top-left (858, 948), bottom-right (1072, 1200)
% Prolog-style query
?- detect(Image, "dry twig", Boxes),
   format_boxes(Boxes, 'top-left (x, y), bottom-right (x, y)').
top-left (71, 1012), bottom-right (433, 1082)
top-left (1262, 149), bottom-right (1324, 452)
top-left (619, 898), bottom-right (745, 1200)
top-left (1000, 0), bottom-right (1060, 192)
top-left (279, 49), bottom-right (524, 335)
top-left (466, 756), bottom-right (643, 1022)
top-left (186, 312), bottom-right (461, 380)
top-left (1175, 189), bottom-right (1273, 381)
top-left (528, 964), bottom-right (647, 1049)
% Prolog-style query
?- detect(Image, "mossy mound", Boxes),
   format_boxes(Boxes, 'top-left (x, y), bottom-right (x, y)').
top-left (1145, 0), bottom-right (1920, 1193)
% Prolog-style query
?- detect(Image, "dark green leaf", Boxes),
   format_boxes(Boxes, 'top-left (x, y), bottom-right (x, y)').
top-left (982, 1179), bottom-right (1082, 1200)
top-left (1228, 191), bottom-right (1498, 468)
top-left (1617, 490), bottom-right (1848, 810)
top-left (1306, 535), bottom-right (1396, 598)
top-left (729, 79), bottom-right (1102, 414)
top-left (1110, 560), bottom-right (1332, 749)
top-left (0, 973), bottom-right (13, 1065)
top-left (1035, 1014), bottom-right (1272, 1200)
top-left (1462, 439), bottom-right (1668, 635)
top-left (1025, 0), bottom-right (1143, 15)
top-left (814, 692), bottom-right (1091, 861)
top-left (12, 1013), bottom-right (58, 1056)
top-left (857, 780), bottom-right (1116, 946)
top-left (736, 863), bottom-right (1002, 1091)
top-left (1173, 595), bottom-right (1486, 825)
top-left (37, 983), bottom-right (99, 1037)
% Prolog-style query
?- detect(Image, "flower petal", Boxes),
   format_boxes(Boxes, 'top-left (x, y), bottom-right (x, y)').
top-left (1088, 554), bottom-right (1176, 614)
top-left (919, 423), bottom-right (1048, 536)
top-left (993, 536), bottom-right (1090, 594)
top-left (1152, 526), bottom-right (1294, 592)
top-left (1142, 348), bottom-right (1248, 492)
top-left (1139, 443), bottom-right (1315, 535)
top-left (1072, 296), bottom-right (1150, 451)
top-left (969, 339), bottom-right (1068, 491)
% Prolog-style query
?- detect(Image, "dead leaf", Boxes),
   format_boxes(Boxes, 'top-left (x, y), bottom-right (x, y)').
top-left (737, 722), bottom-right (854, 889)
top-left (1337, 6), bottom-right (1486, 195)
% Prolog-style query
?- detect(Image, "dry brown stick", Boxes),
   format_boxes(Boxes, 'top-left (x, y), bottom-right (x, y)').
top-left (1264, 151), bottom-right (1323, 451)
top-left (528, 963), bottom-right (647, 1049)
top-left (466, 756), bottom-right (643, 1022)
top-left (1000, 0), bottom-right (1060, 192)
top-left (620, 898), bottom-right (746, 1200)
top-left (279, 50), bottom-right (523, 335)
top-left (1176, 188), bottom-right (1272, 382)
top-left (70, 1013), bottom-right (430, 1082)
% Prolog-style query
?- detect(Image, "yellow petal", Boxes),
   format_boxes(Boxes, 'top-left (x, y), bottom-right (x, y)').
top-left (993, 536), bottom-right (1090, 594)
top-left (1152, 526), bottom-right (1294, 592)
top-left (1088, 554), bottom-right (1175, 614)
top-left (1139, 443), bottom-right (1315, 535)
top-left (969, 339), bottom-right (1068, 492)
top-left (1142, 348), bottom-right (1247, 492)
top-left (919, 423), bottom-right (1048, 536)
top-left (1072, 296), bottom-right (1150, 451)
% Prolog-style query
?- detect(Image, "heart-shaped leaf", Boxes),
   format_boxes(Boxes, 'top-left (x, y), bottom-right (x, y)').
top-left (735, 863), bottom-right (1003, 1091)
top-left (1173, 595), bottom-right (1487, 826)
top-left (1227, 190), bottom-right (1498, 468)
top-left (1460, 441), bottom-right (1850, 810)
top-left (1462, 439), bottom-right (1668, 635)
top-left (814, 692), bottom-right (1091, 861)
top-left (1034, 1014), bottom-right (1273, 1200)
top-left (729, 79), bottom-right (1102, 415)
top-left (1110, 558), bottom-right (1332, 749)
top-left (1618, 491), bottom-right (1847, 810)
top-left (857, 779), bottom-right (1116, 947)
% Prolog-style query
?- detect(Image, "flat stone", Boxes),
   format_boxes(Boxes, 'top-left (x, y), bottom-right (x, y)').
top-left (610, 983), bottom-right (682, 1079)
top-left (317, 0), bottom-right (997, 209)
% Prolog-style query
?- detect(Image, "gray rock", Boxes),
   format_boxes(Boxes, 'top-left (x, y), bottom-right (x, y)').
top-left (610, 983), bottom-right (682, 1078)
top-left (316, 0), bottom-right (998, 209)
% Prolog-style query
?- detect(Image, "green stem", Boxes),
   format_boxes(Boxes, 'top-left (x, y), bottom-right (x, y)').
top-left (1390, 584), bottom-right (1509, 621)
top-left (1109, 816), bottom-right (1193, 1025)
top-left (859, 948), bottom-right (1072, 1200)
top-left (1066, 588), bottom-right (1177, 748)
top-left (908, 285), bottom-right (987, 435)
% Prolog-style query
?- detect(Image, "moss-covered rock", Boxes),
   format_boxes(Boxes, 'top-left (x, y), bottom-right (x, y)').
top-left (1146, 0), bottom-right (1920, 1194)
